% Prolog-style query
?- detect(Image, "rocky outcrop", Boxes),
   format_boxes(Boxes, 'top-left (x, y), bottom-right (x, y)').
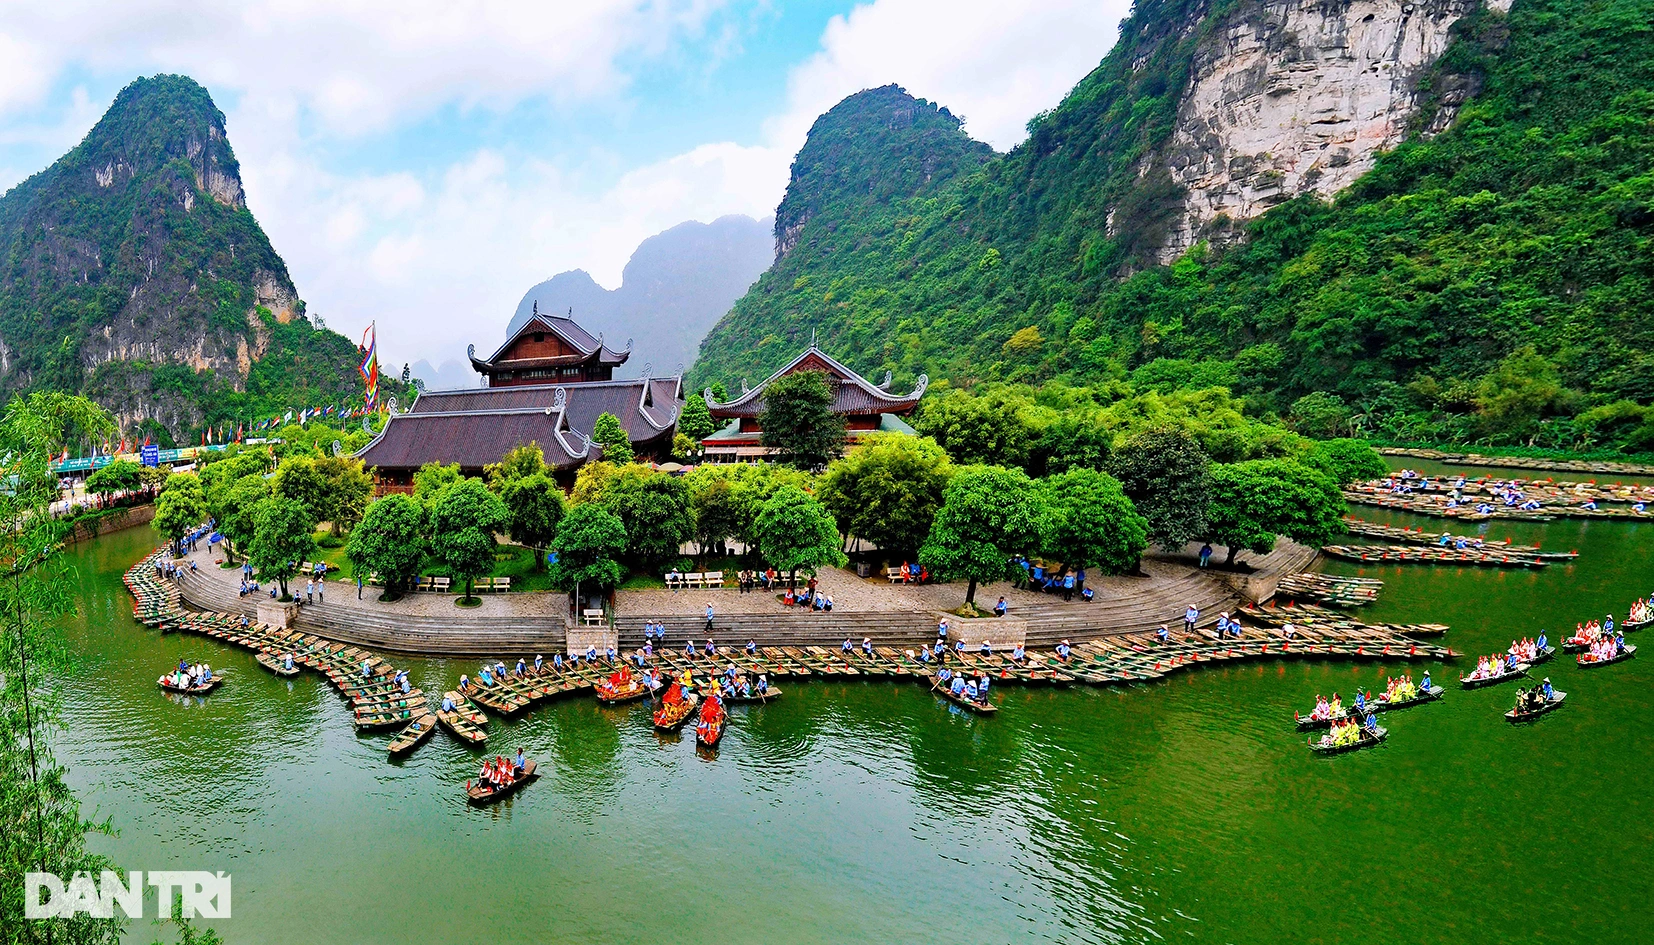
top-left (1151, 0), bottom-right (1491, 262)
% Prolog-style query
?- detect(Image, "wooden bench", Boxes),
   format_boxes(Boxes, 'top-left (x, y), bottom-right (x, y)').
top-left (702, 570), bottom-right (725, 588)
top-left (428, 577), bottom-right (451, 593)
top-left (475, 577), bottom-right (513, 593)
top-left (887, 567), bottom-right (905, 583)
top-left (581, 608), bottom-right (605, 626)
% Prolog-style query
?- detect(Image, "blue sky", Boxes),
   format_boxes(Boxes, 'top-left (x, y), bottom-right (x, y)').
top-left (0, 0), bottom-right (1128, 368)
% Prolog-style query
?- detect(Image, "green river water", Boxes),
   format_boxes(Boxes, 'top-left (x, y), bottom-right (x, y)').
top-left (51, 462), bottom-right (1654, 944)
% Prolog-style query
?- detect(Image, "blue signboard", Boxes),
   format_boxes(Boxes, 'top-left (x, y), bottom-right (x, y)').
top-left (140, 445), bottom-right (161, 467)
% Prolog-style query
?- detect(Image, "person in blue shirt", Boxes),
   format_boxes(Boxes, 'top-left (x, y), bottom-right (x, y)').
top-left (442, 695), bottom-right (455, 712)
top-left (685, 639), bottom-right (697, 657)
top-left (954, 640), bottom-right (966, 656)
top-left (964, 680), bottom-right (979, 701)
top-left (861, 637), bottom-right (874, 656)
top-left (552, 653), bottom-right (564, 669)
top-left (1605, 614), bottom-right (1616, 632)
top-left (919, 645), bottom-right (932, 663)
top-left (1354, 690), bottom-right (1366, 711)
top-left (1056, 640), bottom-right (1071, 660)
top-left (978, 675), bottom-right (989, 698)
top-left (841, 637), bottom-right (854, 654)
top-left (746, 640), bottom-right (757, 656)
top-left (1062, 572), bottom-right (1075, 601)
top-left (994, 596), bottom-right (1007, 617)
top-left (1541, 677), bottom-right (1554, 699)
top-left (1420, 671), bottom-right (1432, 690)
top-left (1011, 644), bottom-right (1025, 662)
top-left (937, 667), bottom-right (952, 684)
top-left (1536, 632), bottom-right (1548, 652)
top-left (979, 640), bottom-right (992, 657)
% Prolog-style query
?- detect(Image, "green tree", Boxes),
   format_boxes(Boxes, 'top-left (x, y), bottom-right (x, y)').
top-left (919, 465), bottom-right (1043, 605)
top-left (0, 393), bottom-right (121, 945)
top-left (428, 477), bottom-right (509, 603)
top-left (1301, 438), bottom-right (1387, 486)
top-left (547, 503), bottom-right (627, 600)
top-left (754, 484), bottom-right (846, 584)
top-left (817, 433), bottom-right (952, 559)
top-left (345, 494), bottom-right (427, 597)
top-left (1038, 468), bottom-right (1149, 574)
top-left (153, 471), bottom-right (206, 556)
top-left (216, 474), bottom-right (271, 561)
top-left (84, 458), bottom-right (141, 500)
top-left (315, 455), bottom-right (373, 536)
top-left (1031, 412), bottom-right (1111, 475)
top-left (1107, 427), bottom-right (1212, 551)
top-left (591, 412), bottom-right (635, 464)
top-left (499, 473), bottom-right (566, 563)
top-left (758, 369), bottom-right (844, 467)
top-left (1206, 460), bottom-right (1344, 567)
top-left (1475, 345), bottom-right (1568, 440)
top-left (1288, 392), bottom-right (1353, 439)
top-left (913, 388), bottom-right (1032, 467)
top-left (272, 456), bottom-right (327, 523)
top-left (413, 462), bottom-right (462, 505)
top-left (600, 465), bottom-right (693, 569)
top-left (679, 392), bottom-right (717, 441)
top-left (725, 463), bottom-right (817, 552)
top-left (687, 468), bottom-right (740, 555)
top-left (250, 496), bottom-right (316, 598)
top-left (485, 442), bottom-right (546, 488)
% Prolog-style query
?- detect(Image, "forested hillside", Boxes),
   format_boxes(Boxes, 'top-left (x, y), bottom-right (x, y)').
top-left (0, 75), bottom-right (406, 445)
top-left (694, 0), bottom-right (1654, 454)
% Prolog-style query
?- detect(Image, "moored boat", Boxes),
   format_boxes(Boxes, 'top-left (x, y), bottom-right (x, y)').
top-left (388, 712), bottom-right (437, 757)
top-left (255, 651), bottom-right (301, 677)
top-left (1506, 688), bottom-right (1566, 723)
top-left (465, 760), bottom-right (538, 805)
top-left (596, 668), bottom-right (650, 704)
top-left (437, 690), bottom-right (488, 745)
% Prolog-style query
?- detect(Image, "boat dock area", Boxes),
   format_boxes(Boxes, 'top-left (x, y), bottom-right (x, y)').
top-left (1322, 543), bottom-right (1554, 569)
top-left (127, 552), bottom-right (435, 757)
top-left (1340, 518), bottom-right (1555, 553)
top-left (1346, 476), bottom-right (1652, 521)
top-left (1275, 572), bottom-right (1381, 607)
top-left (128, 546), bottom-right (1457, 760)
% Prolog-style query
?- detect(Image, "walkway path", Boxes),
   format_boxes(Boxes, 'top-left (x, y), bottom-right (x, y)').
top-left (171, 540), bottom-right (1317, 656)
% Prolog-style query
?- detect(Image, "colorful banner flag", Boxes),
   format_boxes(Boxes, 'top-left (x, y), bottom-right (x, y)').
top-left (360, 322), bottom-right (379, 410)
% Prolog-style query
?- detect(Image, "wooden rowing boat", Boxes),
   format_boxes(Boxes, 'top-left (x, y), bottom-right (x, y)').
top-left (437, 691), bottom-right (488, 745)
top-left (930, 676), bottom-right (997, 714)
top-left (653, 692), bottom-right (699, 731)
top-left (157, 674), bottom-right (222, 695)
top-left (721, 685), bottom-right (781, 704)
top-left (696, 698), bottom-right (726, 748)
top-left (1459, 662), bottom-right (1529, 689)
top-left (1308, 723), bottom-right (1387, 754)
top-left (1577, 644), bottom-right (1636, 668)
top-left (354, 698), bottom-right (428, 730)
top-left (1506, 691), bottom-right (1566, 723)
top-left (1367, 684), bottom-right (1445, 715)
top-left (255, 651), bottom-right (301, 677)
top-left (466, 760), bottom-right (538, 805)
top-left (595, 679), bottom-right (651, 704)
top-left (388, 712), bottom-right (437, 757)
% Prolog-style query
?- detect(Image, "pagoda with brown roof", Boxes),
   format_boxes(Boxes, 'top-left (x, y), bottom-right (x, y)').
top-left (700, 342), bottom-right (927, 461)
top-left (468, 302), bottom-right (631, 387)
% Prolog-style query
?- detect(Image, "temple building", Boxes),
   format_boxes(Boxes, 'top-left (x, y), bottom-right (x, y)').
top-left (468, 303), bottom-right (632, 387)
top-left (699, 344), bottom-right (927, 462)
top-left (357, 311), bottom-right (682, 489)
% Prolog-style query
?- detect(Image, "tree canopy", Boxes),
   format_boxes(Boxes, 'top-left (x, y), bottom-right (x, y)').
top-left (678, 392), bottom-right (717, 441)
top-left (591, 412), bottom-right (635, 464)
top-left (1107, 426), bottom-right (1213, 550)
top-left (757, 369), bottom-right (844, 467)
top-left (153, 471), bottom-right (206, 554)
top-left (919, 465), bottom-right (1043, 604)
top-left (754, 484), bottom-right (846, 580)
top-left (599, 465), bottom-right (692, 568)
top-left (250, 495), bottom-right (316, 597)
top-left (428, 477), bottom-right (509, 602)
top-left (1038, 468), bottom-right (1149, 575)
top-left (499, 472), bottom-right (566, 560)
top-left (346, 493), bottom-right (427, 597)
top-left (1206, 460), bottom-right (1345, 567)
top-left (817, 433), bottom-right (952, 559)
top-left (85, 458), bottom-right (141, 496)
top-left (547, 503), bottom-right (627, 593)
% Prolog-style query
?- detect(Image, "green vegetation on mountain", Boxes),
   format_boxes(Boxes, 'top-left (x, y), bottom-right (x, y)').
top-left (0, 74), bottom-right (405, 446)
top-left (694, 0), bottom-right (1654, 455)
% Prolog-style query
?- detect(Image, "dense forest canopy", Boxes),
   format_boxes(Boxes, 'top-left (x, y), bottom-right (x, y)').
top-left (693, 0), bottom-right (1654, 455)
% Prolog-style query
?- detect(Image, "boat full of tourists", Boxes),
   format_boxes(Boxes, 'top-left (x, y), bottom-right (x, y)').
top-left (1506, 681), bottom-right (1566, 722)
top-left (931, 668), bottom-right (998, 714)
top-left (653, 682), bottom-right (700, 731)
top-left (1460, 653), bottom-right (1529, 688)
top-left (157, 662), bottom-right (221, 695)
top-left (1577, 636), bottom-right (1636, 668)
top-left (695, 693), bottom-right (726, 748)
top-left (1309, 716), bottom-right (1387, 754)
top-left (466, 753), bottom-right (538, 804)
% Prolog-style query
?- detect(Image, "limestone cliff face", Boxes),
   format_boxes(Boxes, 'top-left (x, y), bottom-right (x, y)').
top-left (1150, 0), bottom-right (1493, 262)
